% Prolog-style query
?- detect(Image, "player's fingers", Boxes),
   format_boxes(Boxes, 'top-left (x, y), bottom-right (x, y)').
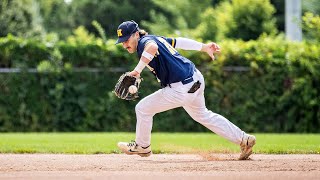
top-left (213, 43), bottom-right (221, 53)
top-left (209, 53), bottom-right (215, 61)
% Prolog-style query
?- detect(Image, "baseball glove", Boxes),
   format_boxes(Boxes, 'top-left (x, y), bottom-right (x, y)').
top-left (114, 72), bottom-right (142, 100)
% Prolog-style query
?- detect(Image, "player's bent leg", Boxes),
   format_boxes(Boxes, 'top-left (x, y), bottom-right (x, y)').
top-left (117, 141), bottom-right (152, 157)
top-left (134, 89), bottom-right (182, 148)
top-left (117, 88), bottom-right (185, 157)
top-left (239, 133), bottom-right (256, 160)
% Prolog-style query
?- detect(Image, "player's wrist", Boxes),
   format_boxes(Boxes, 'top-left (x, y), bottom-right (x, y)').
top-left (134, 60), bottom-right (148, 73)
top-left (129, 71), bottom-right (140, 77)
top-left (200, 44), bottom-right (206, 52)
top-left (201, 43), bottom-right (209, 52)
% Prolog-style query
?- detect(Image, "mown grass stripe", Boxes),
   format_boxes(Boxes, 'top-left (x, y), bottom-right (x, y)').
top-left (0, 133), bottom-right (319, 154)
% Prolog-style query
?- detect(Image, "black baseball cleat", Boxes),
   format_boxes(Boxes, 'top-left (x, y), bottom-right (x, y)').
top-left (117, 141), bottom-right (152, 157)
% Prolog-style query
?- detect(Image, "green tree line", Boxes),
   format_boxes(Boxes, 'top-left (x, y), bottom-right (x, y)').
top-left (1, 0), bottom-right (319, 41)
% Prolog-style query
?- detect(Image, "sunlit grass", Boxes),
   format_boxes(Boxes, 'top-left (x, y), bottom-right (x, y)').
top-left (0, 133), bottom-right (319, 154)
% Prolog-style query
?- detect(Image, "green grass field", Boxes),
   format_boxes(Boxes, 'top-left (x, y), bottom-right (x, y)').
top-left (0, 133), bottom-right (319, 154)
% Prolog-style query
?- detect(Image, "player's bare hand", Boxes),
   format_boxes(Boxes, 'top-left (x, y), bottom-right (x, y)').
top-left (129, 71), bottom-right (140, 77)
top-left (201, 42), bottom-right (221, 61)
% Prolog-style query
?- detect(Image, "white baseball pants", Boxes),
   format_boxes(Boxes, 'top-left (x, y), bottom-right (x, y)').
top-left (135, 69), bottom-right (244, 147)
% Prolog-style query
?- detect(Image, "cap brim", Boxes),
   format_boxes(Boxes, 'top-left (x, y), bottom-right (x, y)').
top-left (115, 35), bottom-right (131, 44)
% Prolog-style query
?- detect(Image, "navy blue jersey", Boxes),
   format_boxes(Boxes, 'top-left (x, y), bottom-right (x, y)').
top-left (137, 35), bottom-right (195, 87)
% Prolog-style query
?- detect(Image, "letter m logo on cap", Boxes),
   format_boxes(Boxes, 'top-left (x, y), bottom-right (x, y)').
top-left (117, 29), bottom-right (123, 37)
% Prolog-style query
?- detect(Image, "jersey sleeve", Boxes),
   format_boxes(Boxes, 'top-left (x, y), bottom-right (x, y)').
top-left (163, 37), bottom-right (177, 48)
top-left (137, 36), bottom-right (156, 58)
top-left (137, 37), bottom-right (149, 57)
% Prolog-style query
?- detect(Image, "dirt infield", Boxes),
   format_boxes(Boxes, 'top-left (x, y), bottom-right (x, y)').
top-left (0, 154), bottom-right (319, 180)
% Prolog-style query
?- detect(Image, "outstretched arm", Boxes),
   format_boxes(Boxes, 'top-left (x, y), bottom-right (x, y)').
top-left (175, 37), bottom-right (220, 60)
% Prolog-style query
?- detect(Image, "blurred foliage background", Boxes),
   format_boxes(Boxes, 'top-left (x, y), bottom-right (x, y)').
top-left (0, 0), bottom-right (319, 132)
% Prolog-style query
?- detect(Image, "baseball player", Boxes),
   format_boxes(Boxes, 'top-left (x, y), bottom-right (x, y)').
top-left (115, 20), bottom-right (256, 160)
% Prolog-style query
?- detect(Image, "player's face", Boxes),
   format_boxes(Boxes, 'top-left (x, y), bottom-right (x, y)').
top-left (122, 32), bottom-right (139, 53)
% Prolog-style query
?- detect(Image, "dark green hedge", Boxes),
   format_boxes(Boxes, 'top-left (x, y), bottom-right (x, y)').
top-left (0, 35), bottom-right (319, 132)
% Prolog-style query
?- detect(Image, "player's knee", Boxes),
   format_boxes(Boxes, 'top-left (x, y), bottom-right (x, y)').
top-left (135, 102), bottom-right (143, 113)
top-left (135, 101), bottom-right (156, 116)
top-left (192, 110), bottom-right (217, 123)
top-left (135, 101), bottom-right (148, 114)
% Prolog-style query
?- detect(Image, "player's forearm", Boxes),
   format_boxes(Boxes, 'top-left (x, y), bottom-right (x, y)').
top-left (175, 37), bottom-right (203, 51)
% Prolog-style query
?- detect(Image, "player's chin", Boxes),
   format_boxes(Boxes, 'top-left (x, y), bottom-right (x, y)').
top-left (126, 48), bottom-right (135, 54)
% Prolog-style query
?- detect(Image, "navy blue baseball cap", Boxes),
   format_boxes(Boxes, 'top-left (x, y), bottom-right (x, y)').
top-left (115, 20), bottom-right (139, 44)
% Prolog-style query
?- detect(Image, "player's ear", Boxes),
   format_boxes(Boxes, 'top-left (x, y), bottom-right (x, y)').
top-left (134, 31), bottom-right (139, 38)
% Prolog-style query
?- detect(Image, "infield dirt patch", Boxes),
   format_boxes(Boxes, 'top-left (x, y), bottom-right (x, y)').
top-left (0, 154), bottom-right (319, 179)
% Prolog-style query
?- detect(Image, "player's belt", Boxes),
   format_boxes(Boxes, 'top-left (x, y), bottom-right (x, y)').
top-left (181, 76), bottom-right (193, 85)
top-left (168, 69), bottom-right (197, 87)
top-left (167, 76), bottom-right (193, 88)
top-left (181, 68), bottom-right (197, 85)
